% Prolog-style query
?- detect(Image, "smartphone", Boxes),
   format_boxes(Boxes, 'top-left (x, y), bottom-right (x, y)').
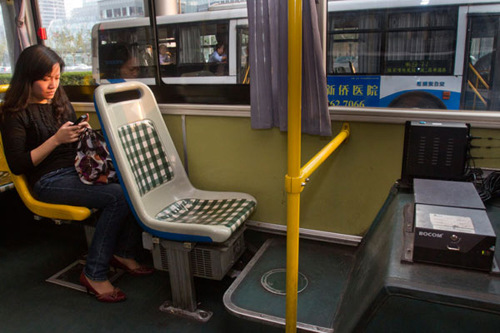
top-left (73, 114), bottom-right (88, 126)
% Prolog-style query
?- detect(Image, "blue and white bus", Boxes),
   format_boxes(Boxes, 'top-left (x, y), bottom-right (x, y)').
top-left (326, 0), bottom-right (500, 111)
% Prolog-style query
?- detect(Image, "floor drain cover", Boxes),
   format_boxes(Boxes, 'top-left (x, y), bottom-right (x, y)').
top-left (261, 268), bottom-right (308, 295)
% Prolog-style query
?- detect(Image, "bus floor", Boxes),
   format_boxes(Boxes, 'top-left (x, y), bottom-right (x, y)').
top-left (0, 190), bottom-right (281, 333)
top-left (6, 183), bottom-right (500, 333)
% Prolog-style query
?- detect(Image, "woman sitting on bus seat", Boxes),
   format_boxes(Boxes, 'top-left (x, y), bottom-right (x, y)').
top-left (0, 45), bottom-right (153, 303)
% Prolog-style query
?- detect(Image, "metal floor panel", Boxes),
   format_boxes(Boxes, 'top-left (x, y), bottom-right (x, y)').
top-left (224, 237), bottom-right (357, 332)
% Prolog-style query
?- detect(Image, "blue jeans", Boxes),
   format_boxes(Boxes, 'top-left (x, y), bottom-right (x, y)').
top-left (33, 167), bottom-right (141, 281)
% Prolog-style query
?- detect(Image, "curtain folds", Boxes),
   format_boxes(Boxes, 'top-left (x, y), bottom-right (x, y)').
top-left (247, 0), bottom-right (332, 136)
top-left (15, 0), bottom-right (31, 61)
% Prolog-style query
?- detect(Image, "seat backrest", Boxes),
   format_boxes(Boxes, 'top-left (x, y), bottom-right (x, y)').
top-left (94, 82), bottom-right (256, 243)
top-left (0, 134), bottom-right (91, 221)
top-left (94, 82), bottom-right (194, 218)
top-left (117, 119), bottom-right (175, 196)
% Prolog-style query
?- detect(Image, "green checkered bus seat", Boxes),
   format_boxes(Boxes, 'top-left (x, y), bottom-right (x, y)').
top-left (118, 120), bottom-right (174, 196)
top-left (156, 198), bottom-right (256, 232)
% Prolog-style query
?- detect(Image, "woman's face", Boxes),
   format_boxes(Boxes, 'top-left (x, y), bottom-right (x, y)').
top-left (119, 57), bottom-right (140, 78)
top-left (30, 63), bottom-right (60, 104)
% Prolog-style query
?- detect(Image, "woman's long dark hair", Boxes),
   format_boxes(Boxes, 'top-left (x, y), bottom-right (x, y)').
top-left (1, 45), bottom-right (70, 123)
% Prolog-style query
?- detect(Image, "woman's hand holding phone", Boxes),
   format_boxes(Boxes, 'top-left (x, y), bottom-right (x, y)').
top-left (73, 114), bottom-right (88, 126)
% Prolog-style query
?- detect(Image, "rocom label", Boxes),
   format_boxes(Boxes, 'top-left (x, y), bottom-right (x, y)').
top-left (419, 231), bottom-right (444, 238)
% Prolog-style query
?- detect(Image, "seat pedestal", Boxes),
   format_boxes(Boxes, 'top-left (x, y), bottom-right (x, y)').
top-left (159, 240), bottom-right (212, 322)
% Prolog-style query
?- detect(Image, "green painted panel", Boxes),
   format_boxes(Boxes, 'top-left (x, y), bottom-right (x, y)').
top-left (183, 117), bottom-right (401, 235)
top-left (469, 128), bottom-right (500, 167)
top-left (163, 115), bottom-right (184, 163)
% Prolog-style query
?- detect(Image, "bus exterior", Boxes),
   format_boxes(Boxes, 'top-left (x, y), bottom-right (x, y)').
top-left (91, 8), bottom-right (248, 85)
top-left (327, 0), bottom-right (500, 111)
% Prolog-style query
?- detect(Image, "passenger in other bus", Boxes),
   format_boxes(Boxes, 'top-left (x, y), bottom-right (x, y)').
top-left (159, 44), bottom-right (172, 65)
top-left (140, 45), bottom-right (154, 67)
top-left (0, 45), bottom-right (153, 303)
top-left (208, 42), bottom-right (227, 63)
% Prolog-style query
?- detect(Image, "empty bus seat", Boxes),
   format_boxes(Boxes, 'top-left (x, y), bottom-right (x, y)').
top-left (94, 81), bottom-right (256, 321)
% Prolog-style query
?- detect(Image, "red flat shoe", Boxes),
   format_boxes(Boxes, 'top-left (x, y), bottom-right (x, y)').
top-left (79, 272), bottom-right (127, 303)
top-left (109, 256), bottom-right (155, 276)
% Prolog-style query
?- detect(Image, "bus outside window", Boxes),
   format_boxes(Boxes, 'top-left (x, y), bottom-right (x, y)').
top-left (326, 0), bottom-right (500, 111)
top-left (12, 0), bottom-right (500, 110)
top-left (0, 5), bottom-right (12, 80)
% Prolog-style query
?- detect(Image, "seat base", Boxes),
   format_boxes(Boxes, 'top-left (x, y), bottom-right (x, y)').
top-left (152, 229), bottom-right (246, 323)
top-left (149, 226), bottom-right (246, 280)
top-left (46, 223), bottom-right (124, 292)
top-left (159, 300), bottom-right (213, 322)
top-left (46, 258), bottom-right (124, 292)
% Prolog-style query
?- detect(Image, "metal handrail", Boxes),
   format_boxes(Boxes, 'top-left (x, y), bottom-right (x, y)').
top-left (301, 123), bottom-right (350, 181)
top-left (285, 1), bottom-right (350, 331)
top-left (467, 63), bottom-right (489, 108)
top-left (467, 80), bottom-right (488, 106)
top-left (286, 0), bottom-right (303, 331)
top-left (469, 63), bottom-right (489, 90)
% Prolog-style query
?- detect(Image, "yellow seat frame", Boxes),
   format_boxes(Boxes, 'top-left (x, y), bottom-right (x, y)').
top-left (0, 83), bottom-right (90, 221)
top-left (0, 126), bottom-right (91, 222)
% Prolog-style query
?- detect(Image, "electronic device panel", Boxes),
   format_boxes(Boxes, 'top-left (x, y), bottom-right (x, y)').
top-left (401, 121), bottom-right (469, 185)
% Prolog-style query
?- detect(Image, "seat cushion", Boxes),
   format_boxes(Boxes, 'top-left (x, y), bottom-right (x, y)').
top-left (156, 198), bottom-right (256, 232)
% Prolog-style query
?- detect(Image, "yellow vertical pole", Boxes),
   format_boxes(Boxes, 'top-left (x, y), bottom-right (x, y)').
top-left (286, 0), bottom-right (302, 332)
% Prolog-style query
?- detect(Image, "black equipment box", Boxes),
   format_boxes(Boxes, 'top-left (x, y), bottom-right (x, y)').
top-left (414, 178), bottom-right (485, 210)
top-left (413, 179), bottom-right (496, 271)
top-left (401, 121), bottom-right (469, 184)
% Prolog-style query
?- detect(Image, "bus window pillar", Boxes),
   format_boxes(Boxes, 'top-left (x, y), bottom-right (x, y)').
top-left (155, 0), bottom-right (179, 16)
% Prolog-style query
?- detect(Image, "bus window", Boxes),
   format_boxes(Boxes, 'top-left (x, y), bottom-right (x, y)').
top-left (328, 7), bottom-right (457, 76)
top-left (157, 21), bottom-right (229, 80)
top-left (41, 1), bottom-right (149, 87)
top-left (327, 5), bottom-right (460, 110)
top-left (0, 5), bottom-right (12, 80)
top-left (97, 26), bottom-right (155, 82)
top-left (384, 8), bottom-right (456, 75)
top-left (462, 15), bottom-right (499, 111)
top-left (327, 12), bottom-right (382, 75)
top-left (158, 25), bottom-right (177, 68)
top-left (92, 9), bottom-right (247, 87)
top-left (237, 26), bottom-right (249, 84)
